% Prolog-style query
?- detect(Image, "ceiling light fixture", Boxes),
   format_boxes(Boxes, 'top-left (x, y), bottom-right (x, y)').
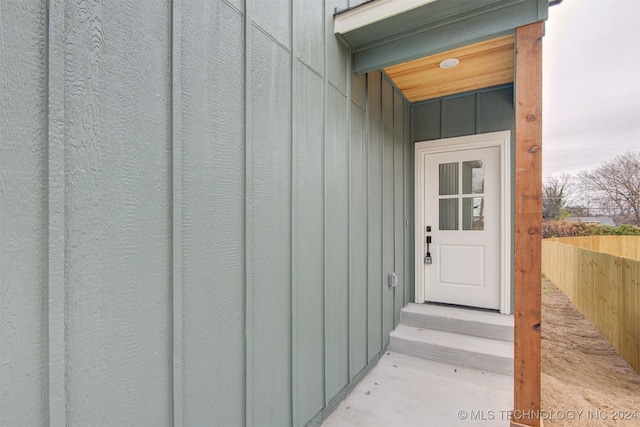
top-left (439, 58), bottom-right (459, 69)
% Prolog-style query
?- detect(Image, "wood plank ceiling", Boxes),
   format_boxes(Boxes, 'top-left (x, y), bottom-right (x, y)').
top-left (384, 34), bottom-right (515, 103)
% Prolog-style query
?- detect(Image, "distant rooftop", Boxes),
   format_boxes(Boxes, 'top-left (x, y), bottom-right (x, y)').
top-left (565, 217), bottom-right (617, 227)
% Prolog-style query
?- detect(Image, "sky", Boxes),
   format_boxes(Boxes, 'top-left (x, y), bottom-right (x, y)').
top-left (542, 0), bottom-right (640, 175)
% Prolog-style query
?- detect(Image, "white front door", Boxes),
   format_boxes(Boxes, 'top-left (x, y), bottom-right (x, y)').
top-left (415, 131), bottom-right (511, 313)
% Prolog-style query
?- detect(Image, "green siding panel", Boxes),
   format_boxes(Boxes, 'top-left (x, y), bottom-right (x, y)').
top-left (252, 0), bottom-right (291, 50)
top-left (249, 28), bottom-right (292, 426)
top-left (412, 101), bottom-right (441, 142)
top-left (0, 1), bottom-right (48, 424)
top-left (325, 86), bottom-right (350, 399)
top-left (293, 63), bottom-right (325, 426)
top-left (393, 92), bottom-right (406, 324)
top-left (180, 2), bottom-right (245, 425)
top-left (478, 86), bottom-right (515, 133)
top-left (368, 72), bottom-right (382, 121)
top-left (294, 0), bottom-right (323, 74)
top-left (64, 1), bottom-right (173, 424)
top-left (349, 103), bottom-right (368, 378)
top-left (326, 0), bottom-right (349, 94)
top-left (351, 73), bottom-right (367, 110)
top-left (394, 91), bottom-right (404, 137)
top-left (442, 94), bottom-right (477, 138)
top-left (65, 1), bottom-right (172, 425)
top-left (382, 79), bottom-right (394, 131)
top-left (226, 0), bottom-right (244, 14)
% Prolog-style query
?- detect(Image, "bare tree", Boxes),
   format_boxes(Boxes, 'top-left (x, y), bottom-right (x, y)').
top-left (575, 151), bottom-right (640, 225)
top-left (542, 173), bottom-right (572, 219)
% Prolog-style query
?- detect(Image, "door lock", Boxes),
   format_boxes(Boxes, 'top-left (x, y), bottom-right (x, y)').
top-left (424, 235), bottom-right (432, 264)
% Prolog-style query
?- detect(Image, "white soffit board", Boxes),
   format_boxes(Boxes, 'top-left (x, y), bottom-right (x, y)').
top-left (334, 0), bottom-right (439, 34)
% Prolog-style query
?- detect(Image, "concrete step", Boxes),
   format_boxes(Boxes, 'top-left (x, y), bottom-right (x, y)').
top-left (388, 324), bottom-right (514, 375)
top-left (400, 303), bottom-right (514, 342)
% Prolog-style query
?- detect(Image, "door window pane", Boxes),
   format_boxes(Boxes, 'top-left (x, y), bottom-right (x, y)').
top-left (462, 160), bottom-right (484, 194)
top-left (439, 162), bottom-right (458, 195)
top-left (439, 198), bottom-right (458, 230)
top-left (463, 197), bottom-right (484, 230)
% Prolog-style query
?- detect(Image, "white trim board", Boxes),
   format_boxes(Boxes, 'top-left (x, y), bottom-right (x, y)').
top-left (334, 0), bottom-right (438, 34)
top-left (414, 131), bottom-right (512, 314)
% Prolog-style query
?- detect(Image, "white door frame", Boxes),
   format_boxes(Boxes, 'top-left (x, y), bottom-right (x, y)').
top-left (414, 130), bottom-right (512, 314)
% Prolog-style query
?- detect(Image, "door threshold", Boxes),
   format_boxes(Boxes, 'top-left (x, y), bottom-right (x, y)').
top-left (423, 301), bottom-right (500, 314)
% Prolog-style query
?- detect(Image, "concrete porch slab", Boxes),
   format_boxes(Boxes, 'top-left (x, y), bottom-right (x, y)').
top-left (322, 351), bottom-right (513, 427)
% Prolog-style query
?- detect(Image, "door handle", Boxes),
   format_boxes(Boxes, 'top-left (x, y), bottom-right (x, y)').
top-left (425, 235), bottom-right (432, 264)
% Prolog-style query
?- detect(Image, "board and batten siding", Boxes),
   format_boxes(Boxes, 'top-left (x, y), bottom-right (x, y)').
top-left (0, 1), bottom-right (48, 426)
top-left (0, 0), bottom-right (412, 426)
top-left (411, 85), bottom-right (515, 142)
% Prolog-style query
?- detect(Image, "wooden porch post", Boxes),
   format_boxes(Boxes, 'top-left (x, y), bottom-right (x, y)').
top-left (513, 22), bottom-right (544, 427)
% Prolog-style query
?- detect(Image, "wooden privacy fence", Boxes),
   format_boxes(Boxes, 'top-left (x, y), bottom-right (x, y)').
top-left (547, 235), bottom-right (640, 260)
top-left (542, 236), bottom-right (640, 373)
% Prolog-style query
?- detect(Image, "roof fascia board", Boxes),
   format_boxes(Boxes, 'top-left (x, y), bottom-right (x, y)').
top-left (334, 0), bottom-right (439, 35)
top-left (353, 0), bottom-right (546, 74)
top-left (340, 0), bottom-right (501, 47)
top-left (538, 0), bottom-right (550, 20)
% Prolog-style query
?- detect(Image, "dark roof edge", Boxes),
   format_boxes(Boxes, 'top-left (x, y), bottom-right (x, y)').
top-left (334, 0), bottom-right (377, 17)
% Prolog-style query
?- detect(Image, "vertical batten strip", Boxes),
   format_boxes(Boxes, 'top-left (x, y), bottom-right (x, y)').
top-left (404, 102), bottom-right (409, 305)
top-left (405, 101), bottom-right (411, 306)
top-left (403, 102), bottom-right (409, 307)
top-left (47, 0), bottom-right (67, 425)
top-left (475, 92), bottom-right (481, 134)
top-left (346, 46), bottom-right (352, 384)
top-left (243, 0), bottom-right (253, 424)
top-left (513, 21), bottom-right (544, 427)
top-left (366, 71), bottom-right (383, 360)
top-left (321, 0), bottom-right (328, 407)
top-left (391, 84), bottom-right (396, 327)
top-left (403, 97), bottom-right (408, 308)
top-left (378, 74), bottom-right (384, 350)
top-left (171, 0), bottom-right (184, 425)
top-left (398, 92), bottom-right (402, 319)
top-left (241, 6), bottom-right (248, 424)
top-left (439, 99), bottom-right (444, 139)
top-left (393, 89), bottom-right (404, 325)
top-left (364, 73), bottom-right (370, 361)
top-left (289, 0), bottom-right (296, 423)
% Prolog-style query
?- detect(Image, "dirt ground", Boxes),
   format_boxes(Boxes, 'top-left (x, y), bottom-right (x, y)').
top-left (541, 278), bottom-right (640, 426)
